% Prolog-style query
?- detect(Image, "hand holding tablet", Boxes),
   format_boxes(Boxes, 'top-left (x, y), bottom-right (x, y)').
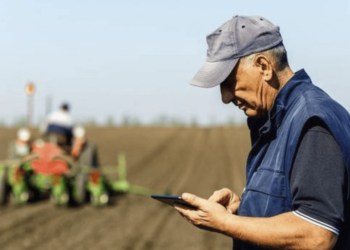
top-left (151, 194), bottom-right (197, 209)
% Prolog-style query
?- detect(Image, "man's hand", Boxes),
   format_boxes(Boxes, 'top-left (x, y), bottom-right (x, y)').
top-left (207, 188), bottom-right (240, 214)
top-left (174, 189), bottom-right (337, 249)
top-left (174, 190), bottom-right (238, 233)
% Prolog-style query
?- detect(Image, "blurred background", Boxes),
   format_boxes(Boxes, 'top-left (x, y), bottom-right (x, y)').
top-left (0, 1), bottom-right (349, 250)
top-left (0, 0), bottom-right (349, 128)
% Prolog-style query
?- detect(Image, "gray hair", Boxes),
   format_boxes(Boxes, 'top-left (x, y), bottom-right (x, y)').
top-left (240, 43), bottom-right (289, 71)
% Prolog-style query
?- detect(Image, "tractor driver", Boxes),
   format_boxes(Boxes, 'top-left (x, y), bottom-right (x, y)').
top-left (40, 103), bottom-right (74, 147)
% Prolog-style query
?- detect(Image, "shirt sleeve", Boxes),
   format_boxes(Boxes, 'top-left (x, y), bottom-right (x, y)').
top-left (290, 121), bottom-right (346, 235)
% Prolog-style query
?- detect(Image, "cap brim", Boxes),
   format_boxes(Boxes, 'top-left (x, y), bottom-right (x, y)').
top-left (190, 58), bottom-right (239, 88)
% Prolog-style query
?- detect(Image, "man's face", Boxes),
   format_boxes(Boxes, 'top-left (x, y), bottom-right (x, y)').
top-left (220, 59), bottom-right (275, 118)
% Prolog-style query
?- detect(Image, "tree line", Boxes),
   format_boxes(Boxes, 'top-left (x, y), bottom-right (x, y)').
top-left (0, 115), bottom-right (245, 128)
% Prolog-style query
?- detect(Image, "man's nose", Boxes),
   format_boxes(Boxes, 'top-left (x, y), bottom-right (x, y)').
top-left (220, 86), bottom-right (235, 104)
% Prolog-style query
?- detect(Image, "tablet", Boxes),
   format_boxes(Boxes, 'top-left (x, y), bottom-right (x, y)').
top-left (151, 194), bottom-right (197, 209)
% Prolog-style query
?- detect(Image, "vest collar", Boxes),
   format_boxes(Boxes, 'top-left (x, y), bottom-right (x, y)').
top-left (248, 69), bottom-right (313, 137)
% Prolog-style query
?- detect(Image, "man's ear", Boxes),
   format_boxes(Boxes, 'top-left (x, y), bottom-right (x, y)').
top-left (254, 55), bottom-right (273, 82)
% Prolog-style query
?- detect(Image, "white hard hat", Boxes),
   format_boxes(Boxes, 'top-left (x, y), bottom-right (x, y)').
top-left (17, 128), bottom-right (31, 141)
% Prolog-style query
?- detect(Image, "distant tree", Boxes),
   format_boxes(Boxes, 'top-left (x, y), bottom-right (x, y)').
top-left (189, 117), bottom-right (198, 128)
top-left (121, 115), bottom-right (141, 127)
top-left (152, 114), bottom-right (168, 126)
top-left (151, 114), bottom-right (191, 127)
top-left (171, 117), bottom-right (185, 127)
top-left (12, 116), bottom-right (26, 128)
top-left (0, 119), bottom-right (7, 127)
top-left (131, 117), bottom-right (141, 127)
top-left (121, 115), bottom-right (131, 127)
top-left (226, 117), bottom-right (236, 127)
top-left (105, 116), bottom-right (115, 127)
top-left (208, 115), bottom-right (217, 127)
top-left (83, 118), bottom-right (98, 127)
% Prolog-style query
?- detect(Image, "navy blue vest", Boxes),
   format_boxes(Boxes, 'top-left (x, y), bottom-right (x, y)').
top-left (234, 70), bottom-right (350, 250)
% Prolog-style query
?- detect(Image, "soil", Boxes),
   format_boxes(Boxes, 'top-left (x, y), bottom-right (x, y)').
top-left (0, 127), bottom-right (250, 250)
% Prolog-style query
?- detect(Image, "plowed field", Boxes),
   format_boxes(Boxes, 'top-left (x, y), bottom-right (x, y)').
top-left (0, 127), bottom-right (250, 250)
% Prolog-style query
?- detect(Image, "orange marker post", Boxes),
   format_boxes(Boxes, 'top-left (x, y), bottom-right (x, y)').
top-left (25, 82), bottom-right (35, 127)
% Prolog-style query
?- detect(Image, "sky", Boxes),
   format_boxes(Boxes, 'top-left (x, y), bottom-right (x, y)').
top-left (0, 0), bottom-right (349, 126)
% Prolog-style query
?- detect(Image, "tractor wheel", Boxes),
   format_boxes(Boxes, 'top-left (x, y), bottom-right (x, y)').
top-left (0, 170), bottom-right (8, 205)
top-left (74, 173), bottom-right (87, 205)
top-left (79, 143), bottom-right (99, 168)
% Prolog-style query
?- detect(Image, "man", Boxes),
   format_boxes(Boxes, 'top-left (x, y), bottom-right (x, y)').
top-left (174, 15), bottom-right (350, 249)
top-left (40, 103), bottom-right (74, 146)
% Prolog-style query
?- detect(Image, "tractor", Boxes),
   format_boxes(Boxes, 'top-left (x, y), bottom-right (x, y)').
top-left (0, 126), bottom-right (110, 206)
top-left (0, 127), bottom-right (168, 207)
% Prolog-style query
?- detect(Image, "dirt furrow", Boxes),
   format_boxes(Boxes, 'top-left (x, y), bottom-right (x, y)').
top-left (127, 128), bottom-right (183, 175)
top-left (0, 203), bottom-right (65, 249)
top-left (131, 128), bottom-right (204, 192)
top-left (168, 128), bottom-right (211, 196)
top-left (84, 194), bottom-right (174, 250)
top-left (0, 127), bottom-right (250, 250)
top-left (171, 128), bottom-right (233, 250)
top-left (0, 203), bottom-right (49, 233)
top-left (223, 127), bottom-right (250, 194)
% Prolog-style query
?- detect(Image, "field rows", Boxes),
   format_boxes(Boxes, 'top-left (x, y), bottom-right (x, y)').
top-left (0, 127), bottom-right (250, 250)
